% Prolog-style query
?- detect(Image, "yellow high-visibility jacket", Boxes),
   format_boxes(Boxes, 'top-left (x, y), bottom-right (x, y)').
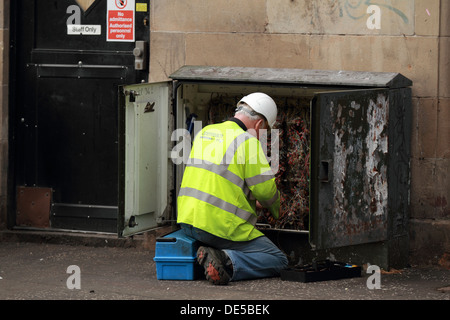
top-left (177, 119), bottom-right (280, 242)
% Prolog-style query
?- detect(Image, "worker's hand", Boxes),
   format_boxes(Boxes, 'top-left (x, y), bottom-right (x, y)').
top-left (256, 201), bottom-right (263, 210)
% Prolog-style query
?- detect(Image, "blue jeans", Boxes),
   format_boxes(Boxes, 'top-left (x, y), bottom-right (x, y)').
top-left (180, 224), bottom-right (288, 281)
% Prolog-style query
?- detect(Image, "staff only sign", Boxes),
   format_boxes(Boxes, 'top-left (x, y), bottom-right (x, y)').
top-left (107, 0), bottom-right (135, 42)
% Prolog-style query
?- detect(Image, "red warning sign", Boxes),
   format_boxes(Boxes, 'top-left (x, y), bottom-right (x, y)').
top-left (107, 0), bottom-right (135, 42)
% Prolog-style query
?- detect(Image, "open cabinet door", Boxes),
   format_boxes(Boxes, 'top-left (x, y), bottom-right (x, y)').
top-left (118, 82), bottom-right (170, 237)
top-left (310, 88), bottom-right (390, 249)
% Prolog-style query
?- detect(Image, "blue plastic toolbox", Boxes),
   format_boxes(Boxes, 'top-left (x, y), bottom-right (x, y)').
top-left (153, 229), bottom-right (203, 280)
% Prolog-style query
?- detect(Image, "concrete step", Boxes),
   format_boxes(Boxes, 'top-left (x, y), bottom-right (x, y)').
top-left (0, 225), bottom-right (175, 250)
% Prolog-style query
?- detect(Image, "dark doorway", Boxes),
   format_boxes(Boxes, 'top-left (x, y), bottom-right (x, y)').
top-left (10, 0), bottom-right (150, 232)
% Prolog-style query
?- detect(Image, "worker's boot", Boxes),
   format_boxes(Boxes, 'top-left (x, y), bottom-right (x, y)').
top-left (197, 246), bottom-right (232, 285)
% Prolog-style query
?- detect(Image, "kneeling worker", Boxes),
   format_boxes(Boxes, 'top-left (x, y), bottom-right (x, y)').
top-left (177, 92), bottom-right (288, 285)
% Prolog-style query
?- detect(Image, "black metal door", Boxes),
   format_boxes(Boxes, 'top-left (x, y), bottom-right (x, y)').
top-left (10, 0), bottom-right (149, 232)
top-left (310, 88), bottom-right (390, 249)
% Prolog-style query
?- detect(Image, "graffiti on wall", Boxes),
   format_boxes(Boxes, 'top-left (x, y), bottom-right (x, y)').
top-left (267, 0), bottom-right (415, 35)
top-left (341, 0), bottom-right (409, 30)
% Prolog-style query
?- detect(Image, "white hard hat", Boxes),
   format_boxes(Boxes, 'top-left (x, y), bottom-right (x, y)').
top-left (238, 93), bottom-right (278, 128)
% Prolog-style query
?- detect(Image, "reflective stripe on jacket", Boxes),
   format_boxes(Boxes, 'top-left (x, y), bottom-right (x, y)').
top-left (177, 120), bottom-right (280, 242)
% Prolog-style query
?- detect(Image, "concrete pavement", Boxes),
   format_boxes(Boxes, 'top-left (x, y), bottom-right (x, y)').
top-left (0, 229), bottom-right (449, 303)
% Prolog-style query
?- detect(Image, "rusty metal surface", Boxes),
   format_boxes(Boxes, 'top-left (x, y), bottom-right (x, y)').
top-left (16, 187), bottom-right (52, 228)
top-left (311, 89), bottom-right (391, 249)
top-left (170, 66), bottom-right (413, 88)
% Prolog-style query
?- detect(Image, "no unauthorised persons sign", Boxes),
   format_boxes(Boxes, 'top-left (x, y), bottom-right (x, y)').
top-left (107, 0), bottom-right (135, 42)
